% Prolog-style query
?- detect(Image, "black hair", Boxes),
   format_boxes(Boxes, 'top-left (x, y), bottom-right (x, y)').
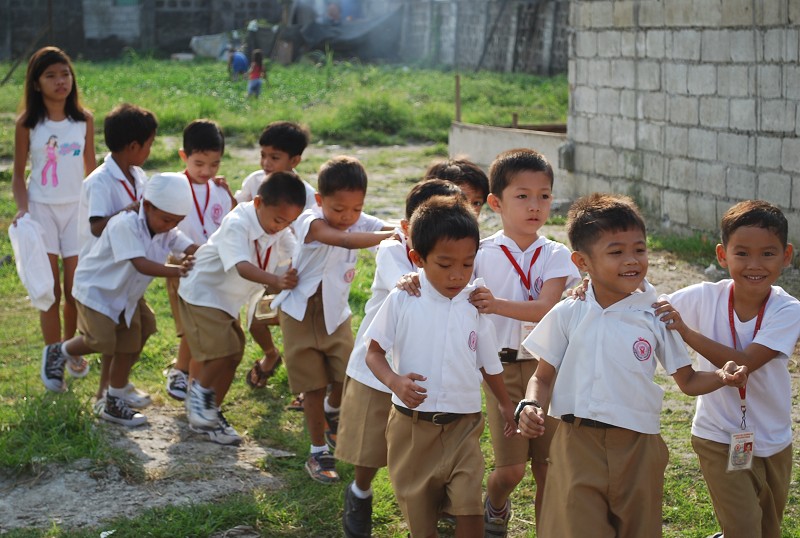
top-left (258, 121), bottom-right (309, 157)
top-left (21, 46), bottom-right (88, 128)
top-left (567, 193), bottom-right (646, 253)
top-left (489, 148), bottom-right (554, 195)
top-left (317, 155), bottom-right (368, 196)
top-left (409, 195), bottom-right (480, 259)
top-left (720, 200), bottom-right (788, 248)
top-left (405, 179), bottom-right (463, 220)
top-left (257, 170), bottom-right (307, 209)
top-left (424, 158), bottom-right (489, 203)
top-left (104, 103), bottom-right (158, 152)
top-left (183, 119), bottom-right (225, 156)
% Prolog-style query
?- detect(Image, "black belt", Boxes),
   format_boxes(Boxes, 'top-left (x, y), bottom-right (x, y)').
top-left (561, 414), bottom-right (617, 429)
top-left (499, 348), bottom-right (518, 363)
top-left (393, 404), bottom-right (464, 425)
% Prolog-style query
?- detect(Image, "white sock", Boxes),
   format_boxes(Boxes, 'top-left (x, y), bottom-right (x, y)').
top-left (351, 481), bottom-right (373, 499)
top-left (310, 444), bottom-right (328, 455)
top-left (108, 386), bottom-right (126, 398)
top-left (60, 342), bottom-right (74, 359)
top-left (323, 396), bottom-right (340, 414)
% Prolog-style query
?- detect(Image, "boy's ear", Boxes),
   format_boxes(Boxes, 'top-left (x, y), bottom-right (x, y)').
top-left (783, 243), bottom-right (794, 267)
top-left (408, 248), bottom-right (424, 269)
top-left (400, 219), bottom-right (409, 236)
top-left (289, 154), bottom-right (302, 169)
top-left (487, 193), bottom-right (502, 213)
top-left (314, 192), bottom-right (322, 207)
top-left (570, 250), bottom-right (590, 273)
top-left (715, 243), bottom-right (728, 268)
top-left (178, 149), bottom-right (188, 163)
top-left (253, 195), bottom-right (262, 209)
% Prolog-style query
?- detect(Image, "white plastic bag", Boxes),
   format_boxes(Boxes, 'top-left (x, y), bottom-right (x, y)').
top-left (8, 214), bottom-right (55, 311)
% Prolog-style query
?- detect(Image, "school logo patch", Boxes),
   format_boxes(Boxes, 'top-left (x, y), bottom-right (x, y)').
top-left (632, 337), bottom-right (652, 362)
top-left (468, 331), bottom-right (478, 351)
top-left (211, 203), bottom-right (224, 225)
top-left (533, 276), bottom-right (544, 297)
top-left (343, 268), bottom-right (356, 283)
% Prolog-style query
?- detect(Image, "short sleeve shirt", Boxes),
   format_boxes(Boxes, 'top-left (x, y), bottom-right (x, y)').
top-left (234, 169), bottom-right (316, 209)
top-left (177, 173), bottom-right (233, 245)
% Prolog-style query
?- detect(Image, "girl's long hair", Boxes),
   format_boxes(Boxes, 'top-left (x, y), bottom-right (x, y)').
top-left (252, 49), bottom-right (264, 70)
top-left (21, 46), bottom-right (88, 128)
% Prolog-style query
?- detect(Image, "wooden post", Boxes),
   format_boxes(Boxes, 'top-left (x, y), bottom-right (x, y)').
top-left (512, 113), bottom-right (519, 128)
top-left (455, 74), bottom-right (461, 123)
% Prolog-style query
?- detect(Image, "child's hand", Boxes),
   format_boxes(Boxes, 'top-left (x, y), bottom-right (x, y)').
top-left (717, 361), bottom-right (748, 387)
top-left (517, 405), bottom-right (546, 439)
top-left (469, 286), bottom-right (497, 314)
top-left (274, 267), bottom-right (298, 290)
top-left (396, 272), bottom-right (421, 297)
top-left (12, 209), bottom-right (28, 226)
top-left (652, 300), bottom-right (689, 337)
top-left (125, 200), bottom-right (140, 213)
top-left (213, 175), bottom-right (233, 195)
top-left (499, 402), bottom-right (518, 438)
top-left (391, 372), bottom-right (427, 409)
top-left (566, 276), bottom-right (589, 300)
top-left (179, 255), bottom-right (195, 276)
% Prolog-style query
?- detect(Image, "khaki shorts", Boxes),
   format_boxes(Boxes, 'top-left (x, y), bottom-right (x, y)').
top-left (540, 422), bottom-right (669, 538)
top-left (692, 436), bottom-right (792, 538)
top-left (485, 359), bottom-right (557, 466)
top-left (76, 297), bottom-right (156, 355)
top-left (335, 376), bottom-right (392, 468)
top-left (179, 298), bottom-right (245, 361)
top-left (386, 407), bottom-right (485, 537)
top-left (278, 290), bottom-right (351, 394)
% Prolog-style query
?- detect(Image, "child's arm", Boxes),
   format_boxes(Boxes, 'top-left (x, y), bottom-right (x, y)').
top-left (470, 277), bottom-right (568, 321)
top-left (654, 300), bottom-right (780, 373)
top-left (11, 118), bottom-right (30, 223)
top-left (517, 360), bottom-right (556, 439)
top-left (366, 339), bottom-right (428, 409)
top-left (235, 261), bottom-right (298, 290)
top-left (481, 369), bottom-right (517, 437)
top-left (671, 362), bottom-right (748, 396)
top-left (83, 113), bottom-right (97, 174)
top-left (305, 218), bottom-right (393, 249)
top-left (130, 256), bottom-right (192, 278)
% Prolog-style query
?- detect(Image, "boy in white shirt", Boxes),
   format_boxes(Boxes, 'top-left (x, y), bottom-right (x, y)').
top-left (337, 179), bottom-right (463, 538)
top-left (468, 149), bottom-right (580, 533)
top-left (516, 193), bottom-right (748, 538)
top-left (654, 200), bottom-right (800, 538)
top-left (41, 173), bottom-right (198, 427)
top-left (179, 172), bottom-right (306, 445)
top-left (365, 195), bottom-right (516, 538)
top-left (164, 119), bottom-right (234, 401)
top-left (271, 156), bottom-right (394, 483)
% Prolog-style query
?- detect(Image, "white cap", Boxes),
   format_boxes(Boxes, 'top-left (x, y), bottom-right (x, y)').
top-left (144, 173), bottom-right (193, 216)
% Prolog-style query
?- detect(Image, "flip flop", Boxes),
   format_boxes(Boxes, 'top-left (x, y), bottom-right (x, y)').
top-left (285, 393), bottom-right (305, 411)
top-left (245, 356), bottom-right (281, 389)
top-left (65, 355), bottom-right (90, 378)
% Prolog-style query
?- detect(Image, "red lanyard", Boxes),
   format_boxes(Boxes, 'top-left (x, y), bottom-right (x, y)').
top-left (255, 241), bottom-right (272, 270)
top-left (118, 180), bottom-right (137, 202)
top-left (500, 245), bottom-right (542, 300)
top-left (187, 173), bottom-right (210, 237)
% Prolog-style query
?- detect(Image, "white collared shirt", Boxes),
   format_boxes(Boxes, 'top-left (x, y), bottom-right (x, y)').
top-left (364, 272), bottom-right (503, 414)
top-left (177, 173), bottom-right (234, 245)
top-left (669, 280), bottom-right (800, 456)
top-left (522, 280), bottom-right (692, 434)
top-left (475, 231), bottom-right (580, 351)
top-left (78, 154), bottom-right (147, 257)
top-left (272, 206), bottom-right (386, 334)
top-left (73, 209), bottom-right (193, 326)
top-left (178, 202), bottom-right (295, 319)
top-left (234, 169), bottom-right (316, 209)
top-left (346, 234), bottom-right (414, 392)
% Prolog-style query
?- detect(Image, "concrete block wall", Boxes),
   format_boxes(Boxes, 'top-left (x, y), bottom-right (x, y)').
top-left (568, 0), bottom-right (800, 245)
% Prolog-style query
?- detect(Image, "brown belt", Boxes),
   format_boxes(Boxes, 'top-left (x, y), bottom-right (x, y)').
top-left (499, 348), bottom-right (518, 363)
top-left (393, 404), bottom-right (464, 425)
top-left (561, 414), bottom-right (617, 429)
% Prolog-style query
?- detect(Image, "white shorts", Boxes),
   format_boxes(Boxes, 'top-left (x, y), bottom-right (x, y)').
top-left (28, 200), bottom-right (80, 258)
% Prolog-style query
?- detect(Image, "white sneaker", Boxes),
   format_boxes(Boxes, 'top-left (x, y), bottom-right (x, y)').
top-left (189, 409), bottom-right (242, 446)
top-left (41, 343), bottom-right (67, 392)
top-left (93, 395), bottom-right (106, 416)
top-left (186, 381), bottom-right (218, 429)
top-left (166, 367), bottom-right (188, 401)
top-left (123, 383), bottom-right (152, 409)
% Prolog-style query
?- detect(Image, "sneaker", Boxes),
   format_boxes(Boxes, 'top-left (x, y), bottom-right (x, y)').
top-left (189, 409), bottom-right (242, 446)
top-left (166, 367), bottom-right (188, 400)
top-left (324, 410), bottom-right (340, 449)
top-left (343, 481), bottom-right (373, 538)
top-left (123, 383), bottom-right (152, 408)
top-left (484, 497), bottom-right (511, 537)
top-left (92, 395), bottom-right (106, 416)
top-left (65, 355), bottom-right (90, 378)
top-left (100, 394), bottom-right (147, 427)
top-left (305, 451), bottom-right (339, 483)
top-left (186, 381), bottom-right (219, 429)
top-left (41, 343), bottom-right (67, 392)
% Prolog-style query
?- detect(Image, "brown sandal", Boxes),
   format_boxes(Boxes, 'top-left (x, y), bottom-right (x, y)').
top-left (246, 356), bottom-right (281, 389)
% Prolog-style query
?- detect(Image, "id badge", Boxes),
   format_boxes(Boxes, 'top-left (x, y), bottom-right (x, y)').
top-left (517, 321), bottom-right (537, 360)
top-left (726, 431), bottom-right (755, 472)
top-left (254, 292), bottom-right (277, 321)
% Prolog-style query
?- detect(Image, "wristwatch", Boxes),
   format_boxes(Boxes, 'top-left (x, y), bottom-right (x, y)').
top-left (514, 399), bottom-right (541, 424)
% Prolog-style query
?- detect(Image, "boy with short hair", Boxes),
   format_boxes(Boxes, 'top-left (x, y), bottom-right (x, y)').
top-left (164, 119), bottom-right (234, 401)
top-left (77, 103), bottom-right (158, 408)
top-left (424, 157), bottom-right (489, 216)
top-left (42, 173), bottom-right (198, 426)
top-left (365, 195), bottom-right (516, 538)
top-left (468, 148), bottom-right (580, 534)
top-left (516, 193), bottom-right (748, 538)
top-left (271, 155), bottom-right (395, 483)
top-left (179, 172), bottom-right (306, 445)
top-left (655, 200), bottom-right (800, 538)
top-left (336, 178), bottom-right (464, 537)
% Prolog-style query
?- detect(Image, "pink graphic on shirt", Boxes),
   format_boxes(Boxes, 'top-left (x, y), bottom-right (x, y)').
top-left (344, 268), bottom-right (356, 283)
top-left (468, 331), bottom-right (477, 351)
top-left (41, 135), bottom-right (59, 187)
top-left (211, 203), bottom-right (224, 225)
top-left (632, 337), bottom-right (652, 361)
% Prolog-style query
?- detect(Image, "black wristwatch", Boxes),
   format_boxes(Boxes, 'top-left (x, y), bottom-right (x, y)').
top-left (514, 399), bottom-right (541, 424)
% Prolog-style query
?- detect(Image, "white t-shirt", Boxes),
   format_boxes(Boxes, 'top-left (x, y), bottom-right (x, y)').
top-left (73, 208), bottom-right (193, 326)
top-left (27, 118), bottom-right (88, 204)
top-left (179, 202), bottom-right (295, 319)
top-left (364, 272), bottom-right (503, 414)
top-left (271, 206), bottom-right (386, 335)
top-left (346, 233), bottom-right (414, 392)
top-left (234, 169), bottom-right (316, 209)
top-left (669, 280), bottom-right (800, 457)
top-left (522, 280), bottom-right (692, 434)
top-left (177, 173), bottom-right (233, 245)
top-left (475, 231), bottom-right (580, 351)
top-left (78, 154), bottom-right (147, 256)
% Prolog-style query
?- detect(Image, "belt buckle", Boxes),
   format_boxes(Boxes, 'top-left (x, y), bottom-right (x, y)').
top-left (431, 412), bottom-right (448, 426)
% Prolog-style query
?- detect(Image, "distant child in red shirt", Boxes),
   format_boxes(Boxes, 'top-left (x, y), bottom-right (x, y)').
top-left (247, 49), bottom-right (266, 98)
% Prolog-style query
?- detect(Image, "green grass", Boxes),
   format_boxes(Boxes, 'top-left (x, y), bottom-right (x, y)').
top-left (648, 231), bottom-right (718, 267)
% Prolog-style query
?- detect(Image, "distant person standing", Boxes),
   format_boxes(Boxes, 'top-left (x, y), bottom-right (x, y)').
top-left (247, 49), bottom-right (266, 98)
top-left (228, 47), bottom-right (248, 82)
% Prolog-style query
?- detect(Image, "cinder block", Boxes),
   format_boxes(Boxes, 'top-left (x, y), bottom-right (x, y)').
top-left (639, 1), bottom-right (665, 27)
top-left (761, 100), bottom-right (796, 133)
top-left (764, 29), bottom-right (797, 63)
top-left (687, 65), bottom-right (717, 95)
top-left (756, 135), bottom-right (783, 170)
top-left (701, 30), bottom-right (731, 62)
top-left (757, 172), bottom-right (792, 208)
top-left (781, 138), bottom-right (800, 173)
top-left (666, 62), bottom-right (689, 94)
top-left (598, 88), bottom-right (620, 115)
top-left (700, 97), bottom-right (730, 129)
top-left (646, 30), bottom-right (666, 58)
top-left (718, 133), bottom-right (754, 166)
top-left (612, 117), bottom-right (637, 149)
top-left (638, 123), bottom-right (664, 152)
top-left (729, 99), bottom-right (757, 131)
top-left (636, 183), bottom-right (662, 216)
top-left (637, 61), bottom-right (661, 91)
top-left (670, 30), bottom-right (702, 60)
top-left (716, 200), bottom-right (736, 224)
top-left (721, 0), bottom-right (755, 26)
top-left (589, 116), bottom-right (612, 145)
top-left (621, 150), bottom-right (643, 180)
top-left (726, 167), bottom-right (757, 199)
top-left (613, 1), bottom-right (636, 27)
top-left (758, 0), bottom-right (789, 25)
top-left (588, 59), bottom-right (612, 87)
top-left (697, 162), bottom-right (727, 196)
top-left (611, 59), bottom-right (636, 88)
top-left (573, 87), bottom-right (598, 114)
top-left (665, 126), bottom-right (689, 156)
top-left (668, 158), bottom-right (696, 191)
top-left (790, 0), bottom-right (800, 26)
top-left (717, 65), bottom-right (753, 97)
top-left (664, 1), bottom-right (693, 26)
top-left (595, 147), bottom-right (620, 177)
top-left (574, 145), bottom-right (595, 174)
top-left (643, 152), bottom-right (666, 186)
top-left (757, 65), bottom-right (782, 99)
top-left (641, 92), bottom-right (666, 121)
top-left (620, 32), bottom-right (637, 57)
top-left (688, 128), bottom-right (718, 161)
top-left (692, 0), bottom-right (722, 27)
top-left (620, 90), bottom-right (637, 118)
top-left (575, 31), bottom-right (598, 58)
top-left (793, 175), bottom-right (800, 210)
top-left (729, 30), bottom-right (759, 62)
top-left (688, 195), bottom-right (719, 232)
top-left (588, 175), bottom-right (613, 194)
top-left (569, 59), bottom-right (577, 85)
top-left (598, 31), bottom-right (621, 57)
top-left (569, 116), bottom-right (590, 143)
top-left (663, 190), bottom-right (689, 225)
top-left (784, 65), bottom-right (800, 100)
top-left (669, 95), bottom-right (700, 125)
top-left (592, 1), bottom-right (614, 28)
